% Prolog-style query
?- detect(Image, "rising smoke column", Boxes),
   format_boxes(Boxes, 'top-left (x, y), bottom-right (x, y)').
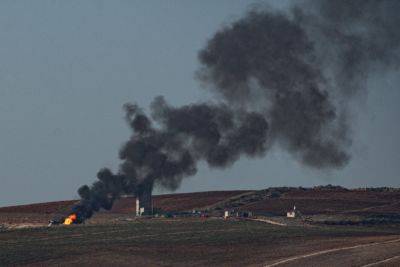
top-left (70, 0), bottom-right (400, 221)
top-left (71, 99), bottom-right (268, 220)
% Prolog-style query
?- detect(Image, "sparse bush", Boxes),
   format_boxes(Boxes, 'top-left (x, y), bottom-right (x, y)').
top-left (270, 191), bottom-right (281, 198)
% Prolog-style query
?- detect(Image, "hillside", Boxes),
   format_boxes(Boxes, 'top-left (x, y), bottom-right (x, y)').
top-left (2, 186), bottom-right (400, 266)
top-left (0, 190), bottom-right (249, 215)
top-left (1, 187), bottom-right (399, 226)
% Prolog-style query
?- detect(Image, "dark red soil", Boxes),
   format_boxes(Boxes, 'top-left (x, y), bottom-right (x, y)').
top-left (112, 190), bottom-right (250, 213)
top-left (0, 190), bottom-right (249, 215)
top-left (0, 200), bottom-right (77, 214)
top-left (0, 188), bottom-right (399, 219)
top-left (240, 189), bottom-right (400, 215)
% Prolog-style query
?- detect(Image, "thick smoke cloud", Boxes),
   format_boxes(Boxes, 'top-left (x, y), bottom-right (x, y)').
top-left (69, 0), bottom-right (400, 221)
top-left (298, 0), bottom-right (400, 96)
top-left (197, 9), bottom-right (347, 167)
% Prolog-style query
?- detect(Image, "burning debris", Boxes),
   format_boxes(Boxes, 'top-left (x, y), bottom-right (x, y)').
top-left (60, 0), bottom-right (400, 224)
top-left (63, 214), bottom-right (77, 225)
top-left (48, 213), bottom-right (80, 226)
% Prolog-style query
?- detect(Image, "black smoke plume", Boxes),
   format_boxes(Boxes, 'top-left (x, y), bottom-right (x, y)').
top-left (69, 0), bottom-right (400, 221)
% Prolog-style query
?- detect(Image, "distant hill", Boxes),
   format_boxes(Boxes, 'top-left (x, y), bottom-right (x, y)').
top-left (0, 190), bottom-right (249, 214)
top-left (1, 186), bottom-right (399, 217)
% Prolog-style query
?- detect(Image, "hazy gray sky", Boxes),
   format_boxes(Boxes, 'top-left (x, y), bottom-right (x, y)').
top-left (1, 0), bottom-right (399, 207)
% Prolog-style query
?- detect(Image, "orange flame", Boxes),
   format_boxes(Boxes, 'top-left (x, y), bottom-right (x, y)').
top-left (63, 214), bottom-right (77, 225)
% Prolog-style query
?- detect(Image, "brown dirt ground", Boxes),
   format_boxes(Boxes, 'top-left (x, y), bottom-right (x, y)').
top-left (0, 191), bottom-right (249, 226)
top-left (265, 236), bottom-right (400, 267)
top-left (1, 188), bottom-right (400, 266)
top-left (241, 189), bottom-right (400, 215)
top-left (1, 189), bottom-right (399, 226)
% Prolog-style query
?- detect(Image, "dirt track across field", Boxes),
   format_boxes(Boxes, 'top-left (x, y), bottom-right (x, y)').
top-left (266, 236), bottom-right (400, 267)
top-left (249, 218), bottom-right (287, 226)
top-left (2, 188), bottom-right (400, 266)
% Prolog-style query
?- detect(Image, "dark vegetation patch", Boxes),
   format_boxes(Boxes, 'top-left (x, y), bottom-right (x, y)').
top-left (1, 219), bottom-right (400, 266)
top-left (321, 214), bottom-right (400, 226)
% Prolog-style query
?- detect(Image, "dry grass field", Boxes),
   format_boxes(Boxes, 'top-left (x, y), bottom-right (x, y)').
top-left (1, 218), bottom-right (400, 266)
top-left (1, 187), bottom-right (400, 266)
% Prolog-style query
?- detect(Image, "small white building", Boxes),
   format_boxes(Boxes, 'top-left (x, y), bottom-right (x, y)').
top-left (136, 197), bottom-right (149, 216)
top-left (287, 205), bottom-right (297, 218)
top-left (224, 210), bottom-right (230, 219)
